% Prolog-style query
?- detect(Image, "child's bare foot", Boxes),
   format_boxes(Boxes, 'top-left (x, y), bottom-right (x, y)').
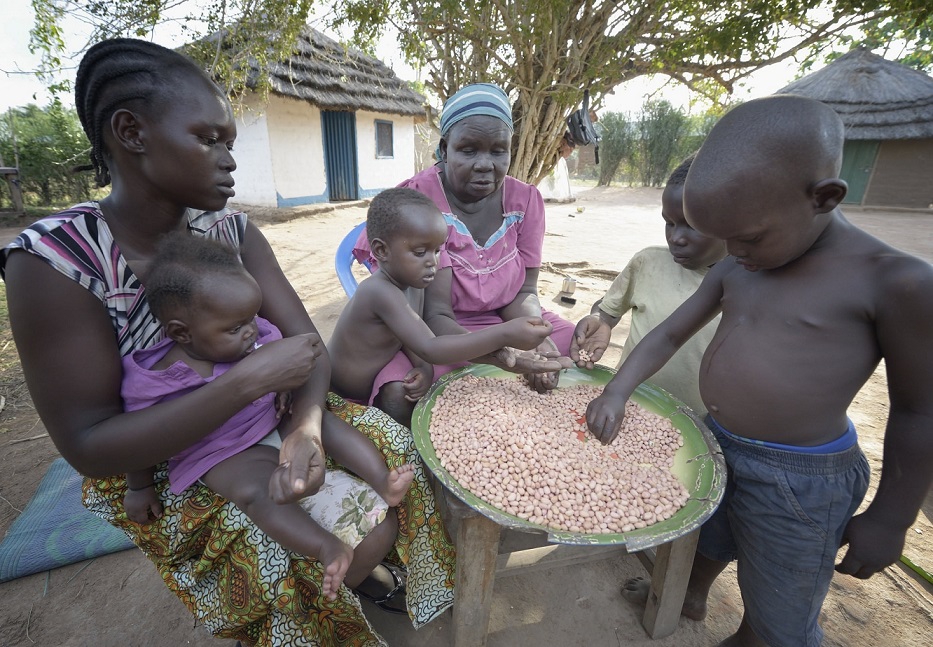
top-left (380, 464), bottom-right (415, 507)
top-left (621, 576), bottom-right (708, 621)
top-left (319, 534), bottom-right (354, 600)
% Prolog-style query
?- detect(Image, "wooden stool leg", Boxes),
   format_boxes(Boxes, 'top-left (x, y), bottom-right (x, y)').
top-left (452, 512), bottom-right (501, 647)
top-left (642, 529), bottom-right (699, 639)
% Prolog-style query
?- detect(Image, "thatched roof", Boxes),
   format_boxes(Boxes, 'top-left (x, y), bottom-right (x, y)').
top-left (776, 47), bottom-right (933, 140)
top-left (255, 27), bottom-right (426, 117)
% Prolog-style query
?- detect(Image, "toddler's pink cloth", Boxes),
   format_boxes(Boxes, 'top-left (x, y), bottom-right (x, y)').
top-left (121, 316), bottom-right (282, 493)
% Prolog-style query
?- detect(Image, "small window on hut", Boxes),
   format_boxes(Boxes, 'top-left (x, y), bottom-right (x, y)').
top-left (375, 120), bottom-right (394, 158)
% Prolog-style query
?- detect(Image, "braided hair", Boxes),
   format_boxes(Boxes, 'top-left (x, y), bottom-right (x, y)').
top-left (74, 38), bottom-right (210, 187)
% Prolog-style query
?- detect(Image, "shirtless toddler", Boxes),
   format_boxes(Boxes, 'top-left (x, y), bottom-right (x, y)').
top-left (329, 187), bottom-right (553, 414)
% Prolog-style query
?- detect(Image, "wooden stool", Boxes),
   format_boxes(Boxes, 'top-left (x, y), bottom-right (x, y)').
top-left (435, 482), bottom-right (699, 646)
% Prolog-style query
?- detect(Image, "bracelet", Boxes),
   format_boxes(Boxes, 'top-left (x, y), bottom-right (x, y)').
top-left (127, 482), bottom-right (155, 492)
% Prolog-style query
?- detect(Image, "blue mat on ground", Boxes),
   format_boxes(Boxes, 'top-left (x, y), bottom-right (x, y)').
top-left (0, 457), bottom-right (136, 583)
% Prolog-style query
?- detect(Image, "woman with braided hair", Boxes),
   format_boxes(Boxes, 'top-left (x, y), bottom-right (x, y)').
top-left (1, 38), bottom-right (454, 645)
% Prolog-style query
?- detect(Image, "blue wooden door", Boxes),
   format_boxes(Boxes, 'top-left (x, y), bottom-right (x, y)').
top-left (321, 111), bottom-right (359, 201)
top-left (840, 140), bottom-right (879, 205)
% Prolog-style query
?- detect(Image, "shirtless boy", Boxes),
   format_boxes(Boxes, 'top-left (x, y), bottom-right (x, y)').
top-left (329, 187), bottom-right (552, 412)
top-left (585, 95), bottom-right (933, 646)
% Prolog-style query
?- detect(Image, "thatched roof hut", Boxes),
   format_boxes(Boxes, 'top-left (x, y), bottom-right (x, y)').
top-left (778, 47), bottom-right (933, 140)
top-left (777, 48), bottom-right (933, 209)
top-left (218, 26), bottom-right (427, 206)
top-left (257, 27), bottom-right (426, 117)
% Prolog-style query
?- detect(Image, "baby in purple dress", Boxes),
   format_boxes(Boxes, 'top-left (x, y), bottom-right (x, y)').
top-left (121, 233), bottom-right (414, 600)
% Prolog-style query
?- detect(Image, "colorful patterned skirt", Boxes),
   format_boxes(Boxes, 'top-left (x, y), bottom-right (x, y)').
top-left (83, 395), bottom-right (456, 646)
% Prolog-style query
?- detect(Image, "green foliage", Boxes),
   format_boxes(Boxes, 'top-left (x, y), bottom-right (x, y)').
top-left (27, 0), bottom-right (933, 185)
top-left (29, 0), bottom-right (313, 107)
top-left (29, 0), bottom-right (67, 93)
top-left (0, 102), bottom-right (94, 206)
top-left (582, 101), bottom-right (727, 187)
top-left (635, 101), bottom-right (690, 188)
top-left (801, 12), bottom-right (933, 73)
top-left (595, 112), bottom-right (635, 187)
top-left (328, 0), bottom-right (932, 183)
top-left (678, 101), bottom-right (735, 160)
top-left (179, 0), bottom-right (314, 104)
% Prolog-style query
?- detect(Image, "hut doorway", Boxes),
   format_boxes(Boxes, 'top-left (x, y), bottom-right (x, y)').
top-left (321, 110), bottom-right (360, 201)
top-left (840, 140), bottom-right (879, 205)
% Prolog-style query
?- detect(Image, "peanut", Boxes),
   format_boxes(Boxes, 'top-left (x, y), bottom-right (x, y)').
top-left (428, 375), bottom-right (690, 535)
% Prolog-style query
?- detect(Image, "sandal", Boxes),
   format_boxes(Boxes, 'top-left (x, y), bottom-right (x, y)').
top-left (354, 562), bottom-right (408, 615)
top-left (382, 560), bottom-right (408, 584)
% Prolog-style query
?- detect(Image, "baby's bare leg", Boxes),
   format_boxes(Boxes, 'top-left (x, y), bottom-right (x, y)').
top-left (344, 508), bottom-right (399, 589)
top-left (202, 445), bottom-right (352, 599)
top-left (322, 411), bottom-right (414, 507)
top-left (374, 381), bottom-right (415, 427)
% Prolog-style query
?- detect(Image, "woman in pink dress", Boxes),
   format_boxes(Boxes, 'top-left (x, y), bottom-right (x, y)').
top-left (354, 83), bottom-right (575, 425)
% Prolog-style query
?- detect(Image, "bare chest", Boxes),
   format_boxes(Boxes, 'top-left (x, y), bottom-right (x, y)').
top-left (711, 260), bottom-right (880, 372)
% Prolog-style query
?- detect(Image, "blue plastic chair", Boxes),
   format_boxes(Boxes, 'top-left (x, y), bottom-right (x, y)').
top-left (335, 221), bottom-right (371, 298)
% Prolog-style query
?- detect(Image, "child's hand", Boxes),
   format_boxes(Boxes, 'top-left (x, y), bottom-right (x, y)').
top-left (585, 392), bottom-right (628, 444)
top-left (270, 430), bottom-right (326, 504)
top-left (835, 511), bottom-right (906, 579)
top-left (571, 314), bottom-right (611, 369)
top-left (402, 365), bottom-right (433, 402)
top-left (124, 486), bottom-right (163, 524)
top-left (274, 391), bottom-right (293, 420)
top-left (501, 316), bottom-right (554, 351)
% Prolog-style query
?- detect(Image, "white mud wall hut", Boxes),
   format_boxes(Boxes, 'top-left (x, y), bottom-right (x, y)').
top-left (777, 47), bottom-right (933, 210)
top-left (232, 27), bottom-right (426, 207)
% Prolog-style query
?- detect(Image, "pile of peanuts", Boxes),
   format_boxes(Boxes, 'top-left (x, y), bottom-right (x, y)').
top-left (430, 375), bottom-right (690, 535)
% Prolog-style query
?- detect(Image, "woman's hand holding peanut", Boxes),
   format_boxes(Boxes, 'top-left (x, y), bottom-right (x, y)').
top-left (239, 332), bottom-right (323, 396)
top-left (403, 366), bottom-right (433, 402)
top-left (524, 336), bottom-right (564, 392)
top-left (506, 347), bottom-right (574, 376)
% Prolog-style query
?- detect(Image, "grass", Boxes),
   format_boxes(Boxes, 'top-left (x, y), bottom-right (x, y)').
top-left (0, 283), bottom-right (23, 376)
top-left (0, 206), bottom-right (60, 229)
top-left (0, 282), bottom-right (32, 435)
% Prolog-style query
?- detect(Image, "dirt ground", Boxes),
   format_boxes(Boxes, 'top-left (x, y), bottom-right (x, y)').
top-left (0, 185), bottom-right (931, 646)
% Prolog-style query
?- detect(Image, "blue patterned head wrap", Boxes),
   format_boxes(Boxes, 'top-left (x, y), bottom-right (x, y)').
top-left (440, 83), bottom-right (513, 136)
top-left (436, 83), bottom-right (513, 160)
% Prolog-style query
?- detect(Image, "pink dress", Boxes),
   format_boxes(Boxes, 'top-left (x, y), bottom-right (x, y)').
top-left (353, 166), bottom-right (575, 402)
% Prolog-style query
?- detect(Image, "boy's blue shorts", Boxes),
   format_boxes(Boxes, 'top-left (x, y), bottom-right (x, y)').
top-left (698, 417), bottom-right (870, 647)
